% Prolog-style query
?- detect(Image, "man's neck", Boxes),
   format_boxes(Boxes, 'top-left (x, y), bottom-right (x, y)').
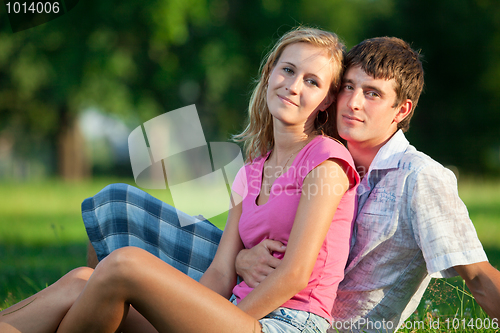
top-left (347, 132), bottom-right (397, 179)
top-left (347, 144), bottom-right (380, 179)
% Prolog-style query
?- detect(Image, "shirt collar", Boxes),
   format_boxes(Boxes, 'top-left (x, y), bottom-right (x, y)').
top-left (357, 130), bottom-right (409, 194)
top-left (355, 130), bottom-right (410, 199)
top-left (369, 130), bottom-right (409, 172)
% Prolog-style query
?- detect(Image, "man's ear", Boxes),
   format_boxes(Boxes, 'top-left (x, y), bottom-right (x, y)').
top-left (394, 99), bottom-right (413, 123)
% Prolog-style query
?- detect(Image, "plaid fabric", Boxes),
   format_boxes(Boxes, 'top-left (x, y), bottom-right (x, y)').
top-left (82, 183), bottom-right (223, 281)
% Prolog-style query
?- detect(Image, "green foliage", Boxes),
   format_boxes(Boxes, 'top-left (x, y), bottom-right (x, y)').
top-left (457, 178), bottom-right (500, 248)
top-left (0, 177), bottom-right (229, 305)
top-left (1, 0), bottom-right (500, 176)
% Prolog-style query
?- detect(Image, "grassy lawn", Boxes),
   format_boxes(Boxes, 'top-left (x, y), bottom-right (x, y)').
top-left (1, 177), bottom-right (499, 331)
top-left (0, 177), bottom-right (227, 307)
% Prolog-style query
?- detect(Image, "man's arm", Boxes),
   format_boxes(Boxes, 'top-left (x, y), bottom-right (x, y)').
top-left (455, 261), bottom-right (500, 319)
top-left (235, 239), bottom-right (285, 288)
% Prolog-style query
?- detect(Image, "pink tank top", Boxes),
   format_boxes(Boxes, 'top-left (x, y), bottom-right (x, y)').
top-left (232, 135), bottom-right (359, 322)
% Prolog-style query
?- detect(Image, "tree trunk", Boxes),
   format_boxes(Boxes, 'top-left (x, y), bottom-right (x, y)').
top-left (58, 107), bottom-right (91, 181)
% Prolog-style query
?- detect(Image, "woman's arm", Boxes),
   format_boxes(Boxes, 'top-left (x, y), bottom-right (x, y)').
top-left (199, 192), bottom-right (244, 299)
top-left (237, 159), bottom-right (350, 319)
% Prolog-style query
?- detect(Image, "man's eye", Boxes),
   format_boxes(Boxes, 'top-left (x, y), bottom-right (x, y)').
top-left (367, 91), bottom-right (379, 97)
top-left (343, 85), bottom-right (353, 90)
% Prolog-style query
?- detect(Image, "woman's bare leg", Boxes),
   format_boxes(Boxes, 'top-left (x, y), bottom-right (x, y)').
top-left (57, 246), bottom-right (262, 333)
top-left (0, 267), bottom-right (93, 333)
top-left (118, 306), bottom-right (159, 333)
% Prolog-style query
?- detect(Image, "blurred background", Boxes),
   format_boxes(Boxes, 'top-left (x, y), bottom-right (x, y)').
top-left (1, 0), bottom-right (499, 321)
top-left (1, 0), bottom-right (500, 180)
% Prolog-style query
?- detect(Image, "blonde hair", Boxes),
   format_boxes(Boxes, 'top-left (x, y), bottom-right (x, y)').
top-left (233, 27), bottom-right (345, 162)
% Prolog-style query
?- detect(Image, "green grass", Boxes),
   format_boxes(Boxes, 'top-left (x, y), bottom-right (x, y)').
top-left (0, 178), bottom-right (131, 307)
top-left (1, 177), bottom-right (499, 332)
top-left (0, 177), bottom-right (227, 308)
top-left (396, 177), bottom-right (500, 332)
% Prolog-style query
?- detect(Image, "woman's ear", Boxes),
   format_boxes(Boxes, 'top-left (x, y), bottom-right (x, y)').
top-left (321, 93), bottom-right (335, 111)
top-left (394, 99), bottom-right (413, 123)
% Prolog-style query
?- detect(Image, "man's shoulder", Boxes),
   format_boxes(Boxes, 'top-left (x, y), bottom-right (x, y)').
top-left (399, 144), bottom-right (449, 173)
top-left (396, 144), bottom-right (458, 189)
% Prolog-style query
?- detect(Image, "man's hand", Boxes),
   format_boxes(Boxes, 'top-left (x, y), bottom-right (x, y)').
top-left (235, 239), bottom-right (286, 288)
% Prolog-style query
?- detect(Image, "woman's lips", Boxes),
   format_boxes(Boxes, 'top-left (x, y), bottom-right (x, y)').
top-left (278, 95), bottom-right (298, 107)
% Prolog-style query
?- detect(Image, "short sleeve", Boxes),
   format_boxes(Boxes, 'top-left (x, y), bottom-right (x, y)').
top-left (410, 165), bottom-right (488, 278)
top-left (231, 166), bottom-right (247, 198)
top-left (297, 138), bottom-right (359, 190)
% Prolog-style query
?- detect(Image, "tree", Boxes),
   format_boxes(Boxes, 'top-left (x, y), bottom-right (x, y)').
top-left (0, 0), bottom-right (213, 179)
top-left (8, 0), bottom-right (495, 179)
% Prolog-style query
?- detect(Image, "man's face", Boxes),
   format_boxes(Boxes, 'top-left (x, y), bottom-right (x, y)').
top-left (336, 66), bottom-right (404, 149)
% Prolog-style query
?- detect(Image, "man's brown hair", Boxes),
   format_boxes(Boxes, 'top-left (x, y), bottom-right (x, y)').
top-left (345, 37), bottom-right (424, 132)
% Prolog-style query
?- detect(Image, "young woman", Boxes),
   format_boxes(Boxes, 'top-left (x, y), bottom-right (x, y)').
top-left (0, 27), bottom-right (358, 333)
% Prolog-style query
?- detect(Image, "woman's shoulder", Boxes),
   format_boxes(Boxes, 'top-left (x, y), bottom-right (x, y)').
top-left (238, 151), bottom-right (270, 178)
top-left (307, 135), bottom-right (351, 160)
top-left (304, 135), bottom-right (359, 185)
top-left (246, 151), bottom-right (270, 169)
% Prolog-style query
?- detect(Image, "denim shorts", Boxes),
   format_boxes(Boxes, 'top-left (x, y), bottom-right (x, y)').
top-left (258, 307), bottom-right (330, 333)
top-left (231, 298), bottom-right (330, 333)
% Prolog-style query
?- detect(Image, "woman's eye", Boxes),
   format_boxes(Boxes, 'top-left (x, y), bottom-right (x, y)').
top-left (306, 79), bottom-right (318, 87)
top-left (283, 67), bottom-right (294, 74)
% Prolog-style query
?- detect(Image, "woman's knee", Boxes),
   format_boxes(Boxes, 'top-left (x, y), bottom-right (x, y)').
top-left (93, 247), bottom-right (148, 287)
top-left (59, 267), bottom-right (93, 286)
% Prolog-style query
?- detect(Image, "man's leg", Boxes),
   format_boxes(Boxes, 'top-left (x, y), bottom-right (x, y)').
top-left (82, 183), bottom-right (223, 280)
top-left (87, 241), bottom-right (99, 268)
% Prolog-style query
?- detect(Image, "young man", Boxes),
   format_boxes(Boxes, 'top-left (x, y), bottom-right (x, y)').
top-left (85, 37), bottom-right (500, 331)
top-left (326, 36), bottom-right (500, 331)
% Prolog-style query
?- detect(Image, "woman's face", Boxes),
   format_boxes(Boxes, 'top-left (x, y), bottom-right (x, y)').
top-left (266, 42), bottom-right (335, 133)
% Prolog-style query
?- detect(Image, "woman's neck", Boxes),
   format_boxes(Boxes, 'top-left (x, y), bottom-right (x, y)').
top-left (272, 128), bottom-right (315, 165)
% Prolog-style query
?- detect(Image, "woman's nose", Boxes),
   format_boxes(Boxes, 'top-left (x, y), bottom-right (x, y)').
top-left (286, 77), bottom-right (301, 95)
